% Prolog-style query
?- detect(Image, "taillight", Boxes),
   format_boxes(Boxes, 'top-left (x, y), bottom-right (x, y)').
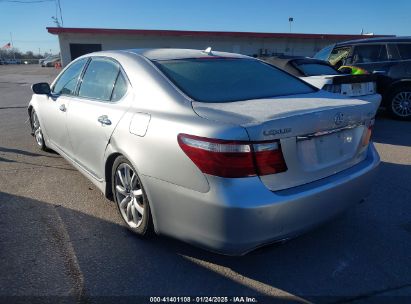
top-left (253, 142), bottom-right (288, 175)
top-left (178, 134), bottom-right (287, 178)
top-left (362, 119), bottom-right (375, 147)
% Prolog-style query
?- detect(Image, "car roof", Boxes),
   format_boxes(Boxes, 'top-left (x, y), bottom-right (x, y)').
top-left (336, 36), bottom-right (409, 46)
top-left (98, 48), bottom-right (251, 61)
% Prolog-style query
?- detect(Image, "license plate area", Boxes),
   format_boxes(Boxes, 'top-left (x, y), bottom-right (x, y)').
top-left (341, 82), bottom-right (374, 96)
top-left (297, 126), bottom-right (364, 171)
top-left (351, 83), bottom-right (363, 95)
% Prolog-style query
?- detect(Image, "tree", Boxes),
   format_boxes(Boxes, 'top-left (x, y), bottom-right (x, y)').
top-left (0, 49), bottom-right (45, 60)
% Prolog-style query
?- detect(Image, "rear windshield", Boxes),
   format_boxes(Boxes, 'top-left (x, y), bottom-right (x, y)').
top-left (296, 63), bottom-right (340, 76)
top-left (153, 58), bottom-right (315, 103)
top-left (313, 45), bottom-right (334, 61)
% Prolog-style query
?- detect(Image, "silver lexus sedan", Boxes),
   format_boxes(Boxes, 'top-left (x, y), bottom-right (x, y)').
top-left (28, 48), bottom-right (380, 255)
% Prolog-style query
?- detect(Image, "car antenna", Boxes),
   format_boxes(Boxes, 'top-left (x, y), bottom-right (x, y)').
top-left (202, 47), bottom-right (213, 55)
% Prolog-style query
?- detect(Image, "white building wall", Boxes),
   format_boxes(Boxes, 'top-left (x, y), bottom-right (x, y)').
top-left (58, 33), bottom-right (336, 66)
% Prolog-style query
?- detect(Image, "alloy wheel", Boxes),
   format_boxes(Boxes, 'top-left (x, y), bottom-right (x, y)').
top-left (32, 112), bottom-right (44, 147)
top-left (114, 163), bottom-right (145, 228)
top-left (392, 91), bottom-right (411, 117)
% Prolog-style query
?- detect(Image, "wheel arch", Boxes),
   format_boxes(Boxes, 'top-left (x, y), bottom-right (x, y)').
top-left (104, 151), bottom-right (159, 233)
top-left (27, 105), bottom-right (34, 133)
top-left (385, 80), bottom-right (411, 119)
top-left (104, 152), bottom-right (122, 200)
top-left (385, 79), bottom-right (411, 97)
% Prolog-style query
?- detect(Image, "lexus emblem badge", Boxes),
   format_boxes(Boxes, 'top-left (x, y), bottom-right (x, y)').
top-left (334, 112), bottom-right (344, 125)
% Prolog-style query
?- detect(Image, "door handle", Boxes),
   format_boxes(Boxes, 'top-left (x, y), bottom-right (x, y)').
top-left (97, 115), bottom-right (112, 126)
top-left (59, 104), bottom-right (66, 112)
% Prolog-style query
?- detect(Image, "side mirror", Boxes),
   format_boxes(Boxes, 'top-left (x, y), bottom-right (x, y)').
top-left (32, 82), bottom-right (51, 95)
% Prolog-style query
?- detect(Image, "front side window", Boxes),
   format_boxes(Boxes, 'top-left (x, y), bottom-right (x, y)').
top-left (52, 58), bottom-right (87, 95)
top-left (153, 58), bottom-right (315, 103)
top-left (352, 44), bottom-right (388, 64)
top-left (396, 43), bottom-right (411, 60)
top-left (296, 63), bottom-right (340, 76)
top-left (78, 58), bottom-right (120, 101)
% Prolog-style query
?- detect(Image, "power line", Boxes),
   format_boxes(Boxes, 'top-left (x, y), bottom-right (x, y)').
top-left (1, 0), bottom-right (64, 28)
top-left (0, 0), bottom-right (54, 3)
top-left (54, 0), bottom-right (58, 22)
top-left (0, 40), bottom-right (56, 43)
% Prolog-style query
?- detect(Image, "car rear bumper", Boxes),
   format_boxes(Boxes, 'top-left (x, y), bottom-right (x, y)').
top-left (143, 143), bottom-right (380, 255)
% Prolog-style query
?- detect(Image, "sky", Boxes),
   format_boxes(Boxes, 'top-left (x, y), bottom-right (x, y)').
top-left (1, 0), bottom-right (411, 54)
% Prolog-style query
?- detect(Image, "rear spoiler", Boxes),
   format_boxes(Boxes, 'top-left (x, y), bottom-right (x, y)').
top-left (331, 74), bottom-right (377, 84)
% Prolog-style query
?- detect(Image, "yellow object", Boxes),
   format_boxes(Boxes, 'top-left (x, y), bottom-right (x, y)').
top-left (338, 65), bottom-right (369, 75)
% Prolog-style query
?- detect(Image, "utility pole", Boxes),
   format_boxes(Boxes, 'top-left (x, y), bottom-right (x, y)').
top-left (10, 32), bottom-right (15, 60)
top-left (52, 16), bottom-right (61, 27)
top-left (289, 17), bottom-right (294, 33)
top-left (57, 0), bottom-right (64, 27)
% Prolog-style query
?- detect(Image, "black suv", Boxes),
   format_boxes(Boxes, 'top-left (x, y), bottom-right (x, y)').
top-left (315, 37), bottom-right (411, 120)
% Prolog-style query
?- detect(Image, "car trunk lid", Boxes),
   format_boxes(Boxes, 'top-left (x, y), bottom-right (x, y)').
top-left (192, 91), bottom-right (379, 191)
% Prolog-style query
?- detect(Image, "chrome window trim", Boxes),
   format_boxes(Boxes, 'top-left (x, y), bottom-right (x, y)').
top-left (50, 57), bottom-right (90, 97)
top-left (74, 56), bottom-right (130, 104)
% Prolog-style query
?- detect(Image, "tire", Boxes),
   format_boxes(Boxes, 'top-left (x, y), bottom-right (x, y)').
top-left (387, 87), bottom-right (411, 120)
top-left (30, 110), bottom-right (48, 151)
top-left (112, 156), bottom-right (154, 236)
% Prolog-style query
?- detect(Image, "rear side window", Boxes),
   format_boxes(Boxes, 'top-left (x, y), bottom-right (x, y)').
top-left (154, 58), bottom-right (315, 103)
top-left (296, 63), bottom-right (340, 76)
top-left (111, 73), bottom-right (128, 101)
top-left (352, 44), bottom-right (388, 63)
top-left (52, 58), bottom-right (87, 95)
top-left (396, 43), bottom-right (411, 60)
top-left (78, 58), bottom-right (120, 101)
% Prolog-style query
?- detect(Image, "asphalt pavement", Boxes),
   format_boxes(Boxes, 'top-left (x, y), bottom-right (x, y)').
top-left (0, 65), bottom-right (410, 304)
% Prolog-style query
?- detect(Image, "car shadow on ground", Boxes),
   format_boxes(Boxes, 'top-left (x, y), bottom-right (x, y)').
top-left (0, 155), bottom-right (76, 171)
top-left (1, 161), bottom-right (410, 304)
top-left (0, 146), bottom-right (59, 158)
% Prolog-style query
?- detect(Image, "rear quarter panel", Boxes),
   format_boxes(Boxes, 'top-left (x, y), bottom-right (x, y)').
top-left (103, 52), bottom-right (250, 194)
